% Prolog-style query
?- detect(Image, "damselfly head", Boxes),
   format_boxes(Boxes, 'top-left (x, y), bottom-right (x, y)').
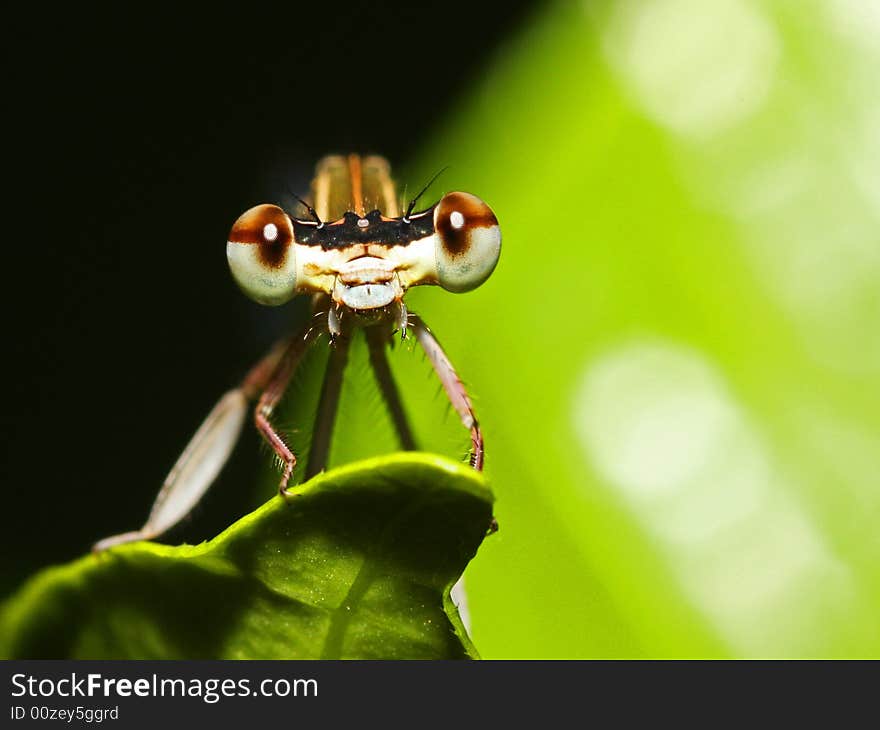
top-left (226, 159), bottom-right (500, 312)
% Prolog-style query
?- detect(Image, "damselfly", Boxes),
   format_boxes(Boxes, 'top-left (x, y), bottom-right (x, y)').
top-left (95, 154), bottom-right (501, 551)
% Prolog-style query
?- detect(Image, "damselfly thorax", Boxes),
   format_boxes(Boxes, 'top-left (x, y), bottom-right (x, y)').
top-left (94, 154), bottom-right (501, 551)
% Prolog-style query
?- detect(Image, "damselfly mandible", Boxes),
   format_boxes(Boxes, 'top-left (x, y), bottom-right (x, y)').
top-left (95, 154), bottom-right (501, 551)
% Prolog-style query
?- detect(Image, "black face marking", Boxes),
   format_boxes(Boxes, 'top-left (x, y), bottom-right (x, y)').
top-left (293, 207), bottom-right (436, 249)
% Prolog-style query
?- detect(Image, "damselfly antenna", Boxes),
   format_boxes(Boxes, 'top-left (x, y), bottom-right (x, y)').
top-left (94, 153), bottom-right (500, 552)
top-left (287, 187), bottom-right (324, 228)
top-left (403, 165), bottom-right (449, 222)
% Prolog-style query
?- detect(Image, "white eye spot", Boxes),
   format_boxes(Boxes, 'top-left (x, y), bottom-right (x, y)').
top-left (450, 211), bottom-right (465, 230)
top-left (262, 222), bottom-right (278, 242)
top-left (357, 218), bottom-right (369, 228)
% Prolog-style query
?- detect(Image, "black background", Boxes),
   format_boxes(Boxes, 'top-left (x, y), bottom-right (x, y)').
top-left (2, 2), bottom-right (536, 595)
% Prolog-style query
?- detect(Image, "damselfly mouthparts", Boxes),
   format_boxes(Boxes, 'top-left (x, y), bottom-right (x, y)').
top-left (95, 154), bottom-right (501, 551)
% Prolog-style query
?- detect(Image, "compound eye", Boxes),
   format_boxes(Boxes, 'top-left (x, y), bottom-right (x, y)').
top-left (226, 204), bottom-right (298, 305)
top-left (433, 192), bottom-right (501, 293)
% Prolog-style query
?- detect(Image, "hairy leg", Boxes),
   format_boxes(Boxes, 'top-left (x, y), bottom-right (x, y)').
top-left (254, 327), bottom-right (323, 493)
top-left (408, 314), bottom-right (484, 471)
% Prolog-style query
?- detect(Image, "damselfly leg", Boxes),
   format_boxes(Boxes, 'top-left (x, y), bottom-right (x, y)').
top-left (253, 326), bottom-right (322, 493)
top-left (409, 314), bottom-right (484, 471)
top-left (365, 324), bottom-right (418, 452)
top-left (93, 327), bottom-right (316, 551)
top-left (304, 322), bottom-right (351, 480)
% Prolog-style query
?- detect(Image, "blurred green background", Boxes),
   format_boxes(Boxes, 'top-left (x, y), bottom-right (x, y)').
top-left (404, 0), bottom-right (880, 657)
top-left (5, 0), bottom-right (879, 658)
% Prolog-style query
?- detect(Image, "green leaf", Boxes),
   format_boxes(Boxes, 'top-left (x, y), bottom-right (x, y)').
top-left (0, 453), bottom-right (493, 659)
top-left (402, 0), bottom-right (880, 658)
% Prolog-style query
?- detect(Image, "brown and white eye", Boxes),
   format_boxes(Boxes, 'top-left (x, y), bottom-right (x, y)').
top-left (226, 204), bottom-right (298, 305)
top-left (433, 192), bottom-right (501, 293)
